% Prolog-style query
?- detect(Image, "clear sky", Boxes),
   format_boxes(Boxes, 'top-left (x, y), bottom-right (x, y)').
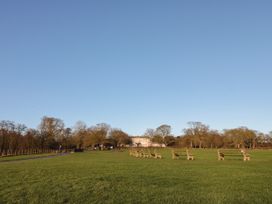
top-left (0, 0), bottom-right (272, 135)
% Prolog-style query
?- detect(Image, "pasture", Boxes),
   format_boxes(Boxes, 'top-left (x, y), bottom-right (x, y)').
top-left (0, 149), bottom-right (272, 204)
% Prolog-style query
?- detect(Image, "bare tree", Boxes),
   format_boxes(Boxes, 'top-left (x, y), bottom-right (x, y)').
top-left (155, 124), bottom-right (171, 137)
top-left (73, 121), bottom-right (87, 149)
top-left (144, 128), bottom-right (156, 137)
top-left (183, 122), bottom-right (209, 148)
top-left (39, 116), bottom-right (65, 150)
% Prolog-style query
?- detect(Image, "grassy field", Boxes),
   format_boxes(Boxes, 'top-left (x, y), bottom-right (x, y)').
top-left (0, 149), bottom-right (272, 204)
top-left (0, 153), bottom-right (58, 162)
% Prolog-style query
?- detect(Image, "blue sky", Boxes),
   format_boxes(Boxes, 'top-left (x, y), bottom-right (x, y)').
top-left (0, 1), bottom-right (272, 135)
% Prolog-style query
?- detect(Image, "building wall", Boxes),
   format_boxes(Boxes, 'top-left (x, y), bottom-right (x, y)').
top-left (131, 137), bottom-right (165, 147)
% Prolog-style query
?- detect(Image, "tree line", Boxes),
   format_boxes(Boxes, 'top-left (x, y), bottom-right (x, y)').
top-left (0, 117), bottom-right (132, 156)
top-left (146, 122), bottom-right (272, 149)
top-left (1, 117), bottom-right (272, 156)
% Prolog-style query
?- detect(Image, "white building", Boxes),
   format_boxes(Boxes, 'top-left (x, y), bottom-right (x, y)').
top-left (130, 137), bottom-right (165, 147)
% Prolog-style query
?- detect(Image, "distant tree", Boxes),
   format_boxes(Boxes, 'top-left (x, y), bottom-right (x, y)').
top-left (144, 128), bottom-right (156, 137)
top-left (0, 121), bottom-right (27, 155)
top-left (155, 124), bottom-right (171, 137)
top-left (183, 122), bottom-right (209, 148)
top-left (62, 128), bottom-right (74, 150)
top-left (24, 129), bottom-right (39, 153)
top-left (147, 125), bottom-right (174, 146)
top-left (151, 135), bottom-right (164, 147)
top-left (204, 130), bottom-right (223, 148)
top-left (84, 123), bottom-right (111, 148)
top-left (176, 135), bottom-right (192, 148)
top-left (223, 127), bottom-right (257, 148)
top-left (95, 123), bottom-right (111, 135)
top-left (255, 132), bottom-right (268, 147)
top-left (39, 116), bottom-right (65, 149)
top-left (110, 129), bottom-right (131, 147)
top-left (73, 121), bottom-right (87, 149)
top-left (163, 135), bottom-right (176, 146)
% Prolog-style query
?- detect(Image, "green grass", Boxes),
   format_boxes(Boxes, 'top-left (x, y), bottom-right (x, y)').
top-left (0, 149), bottom-right (272, 204)
top-left (0, 153), bottom-right (57, 162)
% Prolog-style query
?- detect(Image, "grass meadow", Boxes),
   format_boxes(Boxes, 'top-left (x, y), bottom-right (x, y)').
top-left (0, 149), bottom-right (272, 204)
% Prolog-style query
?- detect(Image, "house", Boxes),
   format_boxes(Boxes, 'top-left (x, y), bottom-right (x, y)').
top-left (130, 136), bottom-right (165, 147)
